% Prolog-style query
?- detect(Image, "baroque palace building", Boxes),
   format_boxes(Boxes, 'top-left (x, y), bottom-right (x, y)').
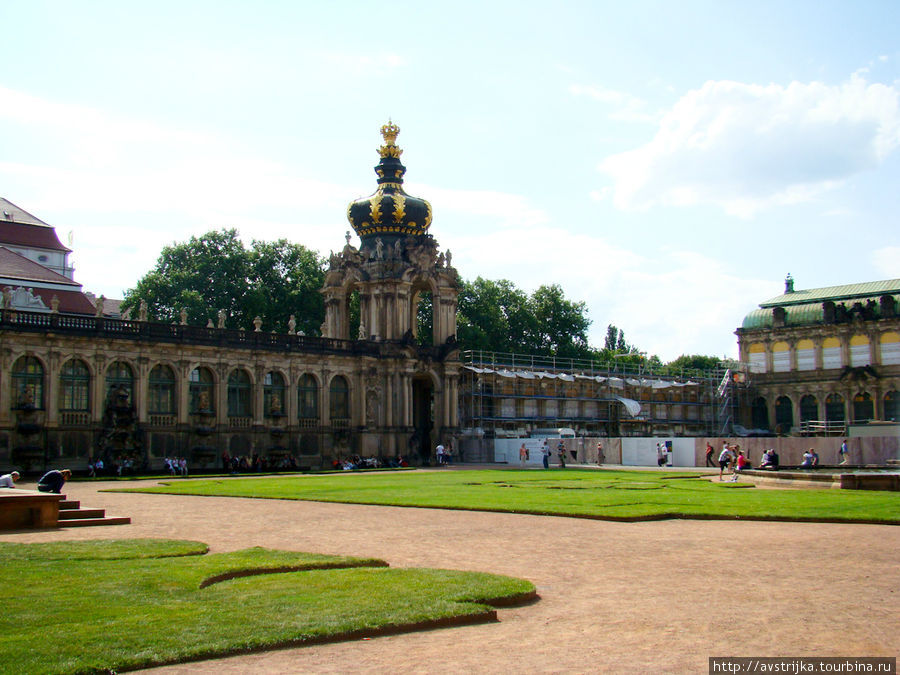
top-left (0, 123), bottom-right (461, 471)
top-left (736, 274), bottom-right (900, 434)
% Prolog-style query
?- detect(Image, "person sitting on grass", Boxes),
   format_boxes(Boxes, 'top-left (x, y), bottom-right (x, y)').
top-left (37, 469), bottom-right (71, 493)
top-left (0, 471), bottom-right (20, 488)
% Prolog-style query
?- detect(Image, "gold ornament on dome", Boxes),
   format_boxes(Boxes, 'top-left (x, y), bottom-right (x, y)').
top-left (392, 194), bottom-right (406, 223)
top-left (369, 195), bottom-right (383, 224)
top-left (378, 120), bottom-right (403, 158)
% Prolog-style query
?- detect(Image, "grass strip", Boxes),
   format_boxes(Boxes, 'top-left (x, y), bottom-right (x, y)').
top-left (0, 539), bottom-right (534, 674)
top-left (120, 469), bottom-right (900, 524)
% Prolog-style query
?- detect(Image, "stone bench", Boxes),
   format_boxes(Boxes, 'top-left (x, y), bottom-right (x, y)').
top-left (0, 489), bottom-right (62, 529)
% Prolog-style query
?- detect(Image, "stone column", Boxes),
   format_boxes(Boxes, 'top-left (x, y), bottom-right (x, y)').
top-left (45, 349), bottom-right (60, 426)
top-left (253, 365), bottom-right (265, 425)
top-left (177, 360), bottom-right (191, 424)
top-left (136, 356), bottom-right (150, 423)
top-left (92, 354), bottom-right (107, 423)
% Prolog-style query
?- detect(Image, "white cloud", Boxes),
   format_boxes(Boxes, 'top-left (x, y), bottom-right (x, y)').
top-left (444, 226), bottom-right (771, 361)
top-left (600, 75), bottom-right (900, 217)
top-left (569, 83), bottom-right (656, 123)
top-left (414, 184), bottom-right (550, 229)
top-left (872, 246), bottom-right (900, 279)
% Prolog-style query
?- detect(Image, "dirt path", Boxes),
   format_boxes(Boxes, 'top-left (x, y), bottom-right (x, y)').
top-left (2, 475), bottom-right (897, 673)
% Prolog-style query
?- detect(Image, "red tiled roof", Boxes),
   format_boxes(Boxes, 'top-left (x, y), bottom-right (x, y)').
top-left (30, 287), bottom-right (96, 315)
top-left (0, 247), bottom-right (80, 286)
top-left (0, 198), bottom-right (70, 252)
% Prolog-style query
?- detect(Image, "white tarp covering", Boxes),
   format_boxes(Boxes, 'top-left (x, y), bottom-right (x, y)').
top-left (616, 396), bottom-right (642, 417)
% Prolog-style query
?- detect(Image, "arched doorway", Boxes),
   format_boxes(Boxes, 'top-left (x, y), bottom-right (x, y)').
top-left (412, 375), bottom-right (434, 464)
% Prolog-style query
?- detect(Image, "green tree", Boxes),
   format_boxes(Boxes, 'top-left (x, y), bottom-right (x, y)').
top-left (665, 354), bottom-right (723, 376)
top-left (456, 277), bottom-right (536, 354)
top-left (529, 284), bottom-right (592, 358)
top-left (456, 279), bottom-right (592, 357)
top-left (121, 229), bottom-right (325, 333)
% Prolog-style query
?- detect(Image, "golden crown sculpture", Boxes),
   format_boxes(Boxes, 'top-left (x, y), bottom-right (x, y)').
top-left (378, 120), bottom-right (403, 158)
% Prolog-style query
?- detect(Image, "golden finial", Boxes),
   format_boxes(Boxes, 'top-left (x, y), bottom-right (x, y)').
top-left (380, 120), bottom-right (400, 144)
top-left (378, 120), bottom-right (403, 158)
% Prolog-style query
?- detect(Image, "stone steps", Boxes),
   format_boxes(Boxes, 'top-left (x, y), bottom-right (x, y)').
top-left (58, 495), bottom-right (131, 528)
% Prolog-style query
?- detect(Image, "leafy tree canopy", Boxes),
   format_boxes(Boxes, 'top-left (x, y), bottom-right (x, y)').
top-left (456, 278), bottom-right (592, 358)
top-left (121, 229), bottom-right (325, 334)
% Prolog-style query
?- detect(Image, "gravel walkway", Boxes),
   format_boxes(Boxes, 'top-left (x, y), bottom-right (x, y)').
top-left (2, 473), bottom-right (897, 673)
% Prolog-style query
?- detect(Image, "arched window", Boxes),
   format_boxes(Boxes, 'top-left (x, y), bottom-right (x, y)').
top-left (772, 342), bottom-right (790, 373)
top-left (852, 392), bottom-right (874, 423)
top-left (105, 361), bottom-right (134, 405)
top-left (796, 339), bottom-right (816, 371)
top-left (822, 337), bottom-right (841, 369)
top-left (413, 287), bottom-right (434, 347)
top-left (885, 391), bottom-right (900, 422)
top-left (329, 375), bottom-right (350, 423)
top-left (825, 393), bottom-right (845, 423)
top-left (849, 335), bottom-right (871, 367)
top-left (751, 397), bottom-right (769, 430)
top-left (799, 395), bottom-right (818, 424)
top-left (227, 369), bottom-right (252, 417)
top-left (774, 396), bottom-right (793, 431)
top-left (12, 356), bottom-right (44, 409)
top-left (189, 367), bottom-right (215, 414)
top-left (264, 371), bottom-right (285, 417)
top-left (298, 374), bottom-right (319, 422)
top-left (748, 343), bottom-right (766, 373)
top-left (881, 332), bottom-right (900, 366)
top-left (148, 365), bottom-right (176, 414)
top-left (59, 359), bottom-right (90, 411)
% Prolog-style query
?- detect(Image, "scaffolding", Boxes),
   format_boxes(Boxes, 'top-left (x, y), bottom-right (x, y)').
top-left (459, 350), bottom-right (743, 439)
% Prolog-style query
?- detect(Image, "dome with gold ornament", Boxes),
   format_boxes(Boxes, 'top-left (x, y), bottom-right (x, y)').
top-left (347, 122), bottom-right (433, 245)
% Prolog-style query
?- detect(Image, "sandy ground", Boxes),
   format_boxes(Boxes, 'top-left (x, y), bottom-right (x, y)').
top-left (2, 470), bottom-right (898, 674)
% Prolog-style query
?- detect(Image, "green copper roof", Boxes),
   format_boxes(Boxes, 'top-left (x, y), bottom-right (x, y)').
top-left (741, 278), bottom-right (900, 330)
top-left (759, 279), bottom-right (900, 308)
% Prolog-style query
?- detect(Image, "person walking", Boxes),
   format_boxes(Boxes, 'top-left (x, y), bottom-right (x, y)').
top-left (839, 439), bottom-right (850, 465)
top-left (718, 446), bottom-right (734, 481)
top-left (541, 440), bottom-right (551, 469)
top-left (596, 441), bottom-right (604, 465)
top-left (557, 442), bottom-right (567, 469)
top-left (705, 442), bottom-right (715, 467)
top-left (519, 443), bottom-right (527, 468)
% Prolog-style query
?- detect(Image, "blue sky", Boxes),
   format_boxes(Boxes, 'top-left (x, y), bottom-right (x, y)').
top-left (2, 0), bottom-right (899, 360)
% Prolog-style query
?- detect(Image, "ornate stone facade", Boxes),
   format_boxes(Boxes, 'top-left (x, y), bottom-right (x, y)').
top-left (736, 275), bottom-right (900, 433)
top-left (0, 124), bottom-right (460, 472)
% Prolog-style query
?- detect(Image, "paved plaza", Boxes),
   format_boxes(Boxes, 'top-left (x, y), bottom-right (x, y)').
top-left (1, 474), bottom-right (898, 673)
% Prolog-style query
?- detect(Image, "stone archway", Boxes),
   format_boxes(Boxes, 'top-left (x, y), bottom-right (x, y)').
top-left (412, 375), bottom-right (434, 464)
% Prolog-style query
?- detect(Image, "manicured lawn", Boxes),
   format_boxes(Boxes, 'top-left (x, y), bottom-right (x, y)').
top-left (123, 469), bottom-right (900, 523)
top-left (0, 539), bottom-right (534, 674)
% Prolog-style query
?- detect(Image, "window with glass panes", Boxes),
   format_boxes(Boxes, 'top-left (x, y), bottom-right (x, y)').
top-left (264, 371), bottom-right (285, 416)
top-left (105, 361), bottom-right (134, 405)
top-left (59, 359), bottom-right (90, 411)
top-left (189, 367), bottom-right (215, 413)
top-left (329, 376), bottom-right (349, 420)
top-left (227, 369), bottom-right (252, 417)
top-left (148, 365), bottom-right (176, 414)
top-left (12, 356), bottom-right (44, 409)
top-left (298, 374), bottom-right (318, 421)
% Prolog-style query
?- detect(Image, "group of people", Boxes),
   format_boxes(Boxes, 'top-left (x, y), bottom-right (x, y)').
top-left (164, 457), bottom-right (189, 477)
top-left (88, 455), bottom-right (142, 477)
top-left (435, 443), bottom-right (454, 466)
top-left (717, 442), bottom-right (750, 481)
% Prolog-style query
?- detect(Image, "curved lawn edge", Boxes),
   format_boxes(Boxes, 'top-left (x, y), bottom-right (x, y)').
top-left (199, 559), bottom-right (390, 588)
top-left (118, 589), bottom-right (539, 673)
